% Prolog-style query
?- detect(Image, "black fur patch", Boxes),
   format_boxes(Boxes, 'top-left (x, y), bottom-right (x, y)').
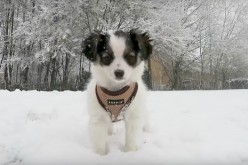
top-left (129, 29), bottom-right (153, 60)
top-left (82, 31), bottom-right (108, 62)
top-left (82, 29), bottom-right (153, 66)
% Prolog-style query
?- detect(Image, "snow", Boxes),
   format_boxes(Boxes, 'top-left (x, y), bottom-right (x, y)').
top-left (1, 90), bottom-right (248, 165)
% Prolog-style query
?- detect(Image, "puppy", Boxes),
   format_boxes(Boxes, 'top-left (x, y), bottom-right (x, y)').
top-left (82, 29), bottom-right (152, 155)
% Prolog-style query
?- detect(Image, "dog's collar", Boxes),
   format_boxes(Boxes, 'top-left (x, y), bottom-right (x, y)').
top-left (95, 82), bottom-right (138, 122)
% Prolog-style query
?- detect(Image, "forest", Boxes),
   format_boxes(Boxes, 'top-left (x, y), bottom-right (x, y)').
top-left (0, 0), bottom-right (248, 91)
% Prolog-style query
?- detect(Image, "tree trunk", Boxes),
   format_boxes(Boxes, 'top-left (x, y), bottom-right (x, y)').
top-left (16, 63), bottom-right (19, 84)
top-left (44, 62), bottom-right (50, 90)
top-left (221, 70), bottom-right (227, 89)
top-left (37, 63), bottom-right (43, 90)
top-left (23, 66), bottom-right (29, 88)
top-left (50, 57), bottom-right (57, 90)
top-left (3, 0), bottom-right (12, 89)
top-left (214, 68), bottom-right (219, 89)
top-left (4, 65), bottom-right (10, 89)
top-left (9, 4), bottom-right (15, 57)
top-left (172, 60), bottom-right (182, 90)
top-left (199, 30), bottom-right (204, 89)
top-left (62, 53), bottom-right (70, 89)
top-left (20, 65), bottom-right (29, 89)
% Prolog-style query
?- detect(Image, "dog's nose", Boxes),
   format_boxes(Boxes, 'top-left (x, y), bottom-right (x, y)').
top-left (114, 70), bottom-right (124, 79)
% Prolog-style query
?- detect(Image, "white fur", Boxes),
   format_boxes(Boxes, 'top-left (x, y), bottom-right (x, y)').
top-left (108, 30), bottom-right (126, 58)
top-left (93, 31), bottom-right (135, 90)
top-left (86, 33), bottom-right (149, 155)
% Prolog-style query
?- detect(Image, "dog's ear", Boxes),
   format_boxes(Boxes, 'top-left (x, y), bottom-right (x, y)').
top-left (129, 29), bottom-right (153, 60)
top-left (82, 31), bottom-right (106, 62)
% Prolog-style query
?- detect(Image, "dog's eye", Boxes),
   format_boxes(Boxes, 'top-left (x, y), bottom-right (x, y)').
top-left (101, 53), bottom-right (113, 65)
top-left (124, 53), bottom-right (137, 66)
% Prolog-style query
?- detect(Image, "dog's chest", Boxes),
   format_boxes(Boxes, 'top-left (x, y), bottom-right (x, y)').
top-left (95, 82), bottom-right (138, 122)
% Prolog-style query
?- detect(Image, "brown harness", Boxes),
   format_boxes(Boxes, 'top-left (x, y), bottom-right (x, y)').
top-left (95, 82), bottom-right (138, 122)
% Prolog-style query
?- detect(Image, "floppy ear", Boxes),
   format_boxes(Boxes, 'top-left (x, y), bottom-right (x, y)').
top-left (82, 31), bottom-right (105, 62)
top-left (129, 29), bottom-right (153, 60)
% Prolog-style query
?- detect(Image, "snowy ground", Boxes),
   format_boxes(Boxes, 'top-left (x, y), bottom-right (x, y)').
top-left (0, 90), bottom-right (248, 165)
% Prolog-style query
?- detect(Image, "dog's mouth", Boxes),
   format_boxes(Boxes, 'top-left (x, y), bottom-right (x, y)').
top-left (114, 77), bottom-right (125, 82)
top-left (113, 75), bottom-right (128, 83)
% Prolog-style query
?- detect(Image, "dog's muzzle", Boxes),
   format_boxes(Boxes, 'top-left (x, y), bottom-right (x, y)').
top-left (114, 70), bottom-right (124, 80)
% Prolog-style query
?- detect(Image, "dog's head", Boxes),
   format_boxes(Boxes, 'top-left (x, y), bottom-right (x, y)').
top-left (82, 29), bottom-right (152, 84)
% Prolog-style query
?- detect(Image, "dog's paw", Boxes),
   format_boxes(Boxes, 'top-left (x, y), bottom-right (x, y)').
top-left (95, 147), bottom-right (109, 155)
top-left (94, 144), bottom-right (109, 155)
top-left (124, 144), bottom-right (138, 152)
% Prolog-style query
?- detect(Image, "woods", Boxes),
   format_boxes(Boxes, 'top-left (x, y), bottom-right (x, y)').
top-left (0, 0), bottom-right (248, 91)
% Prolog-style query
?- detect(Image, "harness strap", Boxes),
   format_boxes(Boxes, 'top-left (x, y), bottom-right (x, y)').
top-left (95, 82), bottom-right (138, 122)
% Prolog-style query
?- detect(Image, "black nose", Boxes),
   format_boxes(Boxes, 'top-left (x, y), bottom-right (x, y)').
top-left (114, 70), bottom-right (124, 79)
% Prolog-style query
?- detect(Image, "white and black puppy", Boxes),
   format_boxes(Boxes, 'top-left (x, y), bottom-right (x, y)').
top-left (82, 29), bottom-right (152, 155)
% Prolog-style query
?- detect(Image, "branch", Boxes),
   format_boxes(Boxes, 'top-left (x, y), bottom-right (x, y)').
top-left (181, 0), bottom-right (205, 26)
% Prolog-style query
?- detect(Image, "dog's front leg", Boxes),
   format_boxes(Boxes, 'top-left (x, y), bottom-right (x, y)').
top-left (89, 116), bottom-right (109, 155)
top-left (124, 117), bottom-right (143, 152)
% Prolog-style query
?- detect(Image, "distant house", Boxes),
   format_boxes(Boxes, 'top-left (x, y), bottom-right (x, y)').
top-left (150, 56), bottom-right (171, 90)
